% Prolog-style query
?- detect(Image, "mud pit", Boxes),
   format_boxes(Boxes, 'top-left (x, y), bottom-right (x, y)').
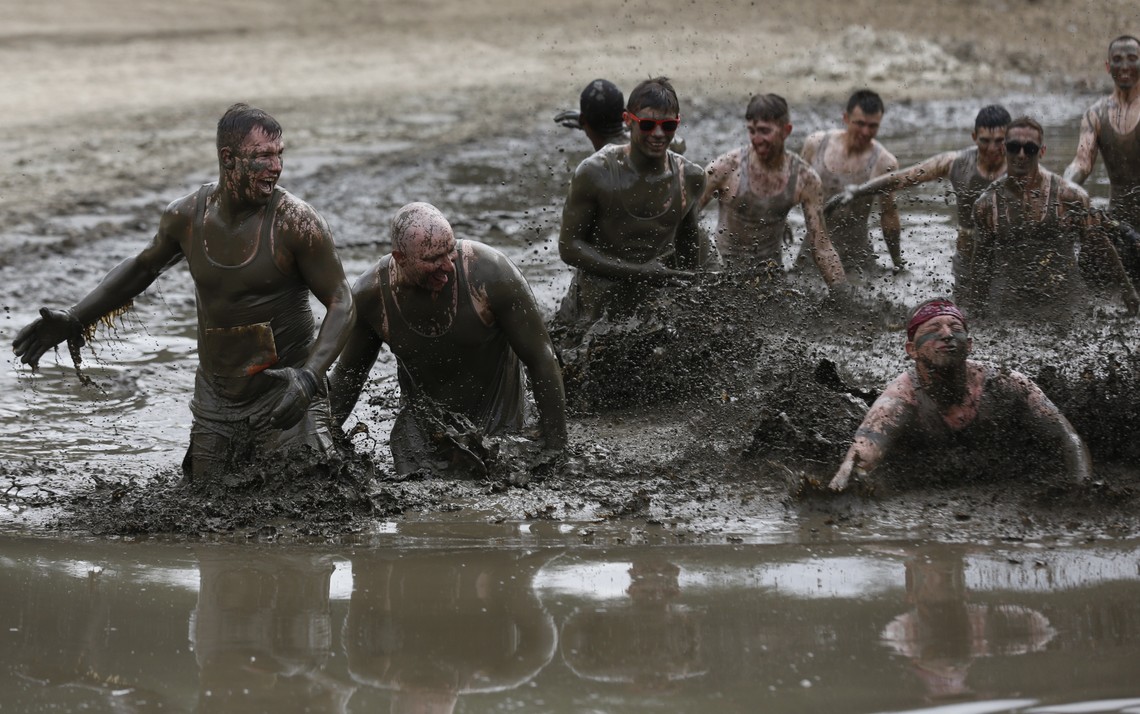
top-left (3, 0), bottom-right (1140, 544)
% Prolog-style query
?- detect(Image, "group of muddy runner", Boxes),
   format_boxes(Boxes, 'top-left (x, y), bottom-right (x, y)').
top-left (10, 35), bottom-right (1140, 494)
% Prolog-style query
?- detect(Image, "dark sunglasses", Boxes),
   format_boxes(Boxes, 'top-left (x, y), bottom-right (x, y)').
top-left (624, 111), bottom-right (680, 133)
top-left (1005, 140), bottom-right (1041, 156)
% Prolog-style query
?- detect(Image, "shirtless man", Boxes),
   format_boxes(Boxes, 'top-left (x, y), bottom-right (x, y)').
top-left (329, 202), bottom-right (567, 475)
top-left (556, 76), bottom-right (707, 324)
top-left (969, 117), bottom-right (1139, 321)
top-left (796, 89), bottom-right (902, 277)
top-left (12, 103), bottom-right (356, 481)
top-left (828, 105), bottom-right (1011, 300)
top-left (699, 93), bottom-right (847, 289)
top-left (829, 299), bottom-right (1091, 493)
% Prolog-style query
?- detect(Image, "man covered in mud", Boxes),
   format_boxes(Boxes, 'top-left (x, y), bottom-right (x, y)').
top-left (969, 116), bottom-right (1139, 320)
top-left (795, 89), bottom-right (902, 278)
top-left (12, 103), bottom-right (356, 482)
top-left (556, 76), bottom-right (708, 324)
top-left (1064, 35), bottom-right (1140, 283)
top-left (827, 105), bottom-right (1011, 300)
top-left (829, 299), bottom-right (1092, 493)
top-left (554, 78), bottom-right (686, 154)
top-left (699, 93), bottom-right (847, 289)
top-left (329, 202), bottom-right (568, 476)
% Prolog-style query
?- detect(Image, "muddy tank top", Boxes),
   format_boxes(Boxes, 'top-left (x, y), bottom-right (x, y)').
top-left (978, 173), bottom-right (1083, 318)
top-left (947, 147), bottom-right (996, 231)
top-left (379, 242), bottom-right (525, 434)
top-left (597, 144), bottom-right (689, 264)
top-left (187, 184), bottom-right (315, 394)
top-left (1095, 101), bottom-right (1140, 226)
top-left (714, 148), bottom-right (800, 271)
top-left (811, 133), bottom-right (882, 272)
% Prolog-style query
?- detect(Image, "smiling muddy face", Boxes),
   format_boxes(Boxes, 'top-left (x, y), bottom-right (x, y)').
top-left (228, 126), bottom-right (284, 207)
top-left (1107, 36), bottom-right (1140, 91)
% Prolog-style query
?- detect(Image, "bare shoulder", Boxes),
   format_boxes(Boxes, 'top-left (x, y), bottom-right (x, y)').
top-left (880, 370), bottom-right (918, 404)
top-left (465, 239), bottom-right (524, 283)
top-left (791, 152), bottom-right (821, 184)
top-left (274, 189), bottom-right (332, 240)
top-left (707, 148), bottom-right (742, 179)
top-left (873, 142), bottom-right (899, 173)
top-left (159, 186), bottom-right (206, 231)
top-left (1056, 174), bottom-right (1090, 206)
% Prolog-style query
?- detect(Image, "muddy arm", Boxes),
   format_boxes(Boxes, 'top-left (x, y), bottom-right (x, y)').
top-left (13, 210), bottom-right (184, 367)
top-left (1071, 190), bottom-right (1140, 314)
top-left (830, 377), bottom-right (913, 492)
top-left (875, 153), bottom-right (904, 268)
top-left (485, 254), bottom-right (569, 450)
top-left (328, 273), bottom-right (385, 427)
top-left (799, 170), bottom-right (847, 288)
top-left (1063, 107), bottom-right (1100, 185)
top-left (966, 198), bottom-right (997, 315)
top-left (291, 218), bottom-right (357, 377)
top-left (830, 152), bottom-right (954, 212)
top-left (699, 153), bottom-right (733, 211)
top-left (673, 167), bottom-right (708, 270)
top-left (1014, 372), bottom-right (1092, 483)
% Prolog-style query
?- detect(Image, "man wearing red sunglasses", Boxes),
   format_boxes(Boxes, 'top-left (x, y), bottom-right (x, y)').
top-left (557, 76), bottom-right (708, 325)
top-left (969, 116), bottom-right (1138, 321)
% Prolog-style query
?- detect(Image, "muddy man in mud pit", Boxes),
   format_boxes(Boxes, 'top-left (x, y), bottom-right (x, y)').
top-left (700, 92), bottom-right (848, 291)
top-left (829, 299), bottom-right (1092, 493)
top-left (1064, 35), bottom-right (1140, 283)
top-left (329, 202), bottom-right (568, 475)
top-left (557, 76), bottom-right (709, 324)
top-left (795, 89), bottom-right (903, 279)
top-left (969, 116), bottom-right (1139, 321)
top-left (554, 78), bottom-right (686, 154)
top-left (827, 105), bottom-right (1012, 301)
top-left (12, 103), bottom-right (356, 482)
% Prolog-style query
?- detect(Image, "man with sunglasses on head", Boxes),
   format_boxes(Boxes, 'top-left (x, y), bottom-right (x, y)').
top-left (829, 298), bottom-right (1092, 493)
top-left (793, 89), bottom-right (902, 280)
top-left (557, 76), bottom-right (708, 325)
top-left (699, 93), bottom-right (847, 290)
top-left (969, 116), bottom-right (1139, 321)
top-left (827, 105), bottom-right (1011, 301)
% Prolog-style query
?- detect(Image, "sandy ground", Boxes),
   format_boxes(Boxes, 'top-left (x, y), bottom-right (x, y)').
top-left (5, 0), bottom-right (1140, 541)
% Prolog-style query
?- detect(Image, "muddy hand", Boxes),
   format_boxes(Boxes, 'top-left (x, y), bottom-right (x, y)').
top-left (13, 307), bottom-right (84, 368)
top-left (553, 109), bottom-right (582, 130)
top-left (824, 185), bottom-right (858, 215)
top-left (261, 367), bottom-right (321, 430)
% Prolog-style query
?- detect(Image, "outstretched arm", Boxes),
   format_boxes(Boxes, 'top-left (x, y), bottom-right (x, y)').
top-left (1063, 107), bottom-right (1101, 185)
top-left (13, 204), bottom-right (186, 368)
top-left (830, 375), bottom-right (915, 492)
top-left (828, 152), bottom-right (955, 212)
top-left (1011, 372), bottom-right (1092, 483)
top-left (485, 253), bottom-right (569, 450)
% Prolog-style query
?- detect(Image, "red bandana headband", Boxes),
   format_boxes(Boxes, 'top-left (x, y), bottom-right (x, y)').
top-left (907, 300), bottom-right (967, 341)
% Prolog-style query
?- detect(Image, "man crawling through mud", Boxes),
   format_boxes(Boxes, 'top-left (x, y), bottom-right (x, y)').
top-left (829, 299), bottom-right (1091, 493)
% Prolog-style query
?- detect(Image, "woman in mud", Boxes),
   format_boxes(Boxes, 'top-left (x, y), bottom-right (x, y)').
top-left (12, 103), bottom-right (356, 482)
top-left (829, 299), bottom-right (1091, 493)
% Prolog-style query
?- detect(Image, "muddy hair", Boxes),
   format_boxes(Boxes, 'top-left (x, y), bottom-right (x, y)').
top-left (216, 103), bottom-right (282, 154)
top-left (1109, 35), bottom-right (1140, 53)
top-left (845, 89), bottom-right (884, 116)
top-left (627, 76), bottom-right (680, 116)
top-left (580, 79), bottom-right (625, 135)
top-left (745, 93), bottom-right (789, 124)
top-left (974, 104), bottom-right (1011, 131)
top-left (1007, 115), bottom-right (1044, 143)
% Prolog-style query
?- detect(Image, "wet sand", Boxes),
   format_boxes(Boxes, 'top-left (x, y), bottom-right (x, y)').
top-left (4, 0), bottom-right (1140, 542)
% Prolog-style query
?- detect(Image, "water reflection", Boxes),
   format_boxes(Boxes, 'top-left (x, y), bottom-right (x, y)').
top-left (343, 549), bottom-right (557, 713)
top-left (190, 550), bottom-right (355, 713)
top-left (881, 547), bottom-right (1055, 701)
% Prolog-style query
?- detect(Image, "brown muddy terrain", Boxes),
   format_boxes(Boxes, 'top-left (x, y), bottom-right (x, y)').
top-left (3, 0), bottom-right (1140, 544)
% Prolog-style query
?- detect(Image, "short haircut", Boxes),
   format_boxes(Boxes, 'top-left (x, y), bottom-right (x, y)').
top-left (745, 93), bottom-right (790, 124)
top-left (1109, 35), bottom-right (1140, 54)
top-left (846, 89), bottom-right (885, 116)
top-left (974, 104), bottom-right (1012, 131)
top-left (627, 76), bottom-right (680, 116)
top-left (390, 202), bottom-right (450, 254)
top-left (1007, 115), bottom-right (1045, 143)
top-left (579, 79), bottom-right (625, 135)
top-left (216, 103), bottom-right (281, 154)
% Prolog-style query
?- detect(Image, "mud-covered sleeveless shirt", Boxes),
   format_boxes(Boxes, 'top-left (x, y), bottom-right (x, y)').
top-left (811, 133), bottom-right (882, 273)
top-left (186, 183), bottom-right (315, 404)
top-left (947, 147), bottom-right (997, 232)
top-left (379, 241), bottom-right (525, 434)
top-left (713, 148), bottom-right (802, 272)
top-left (1095, 101), bottom-right (1140, 226)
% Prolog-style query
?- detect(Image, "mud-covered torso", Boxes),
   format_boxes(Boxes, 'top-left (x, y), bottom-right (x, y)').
top-left (1095, 100), bottom-right (1140, 226)
top-left (714, 148), bottom-right (801, 271)
top-left (378, 243), bottom-right (524, 431)
top-left (591, 144), bottom-right (692, 265)
top-left (185, 184), bottom-right (315, 401)
top-left (973, 173), bottom-right (1083, 318)
top-left (810, 133), bottom-right (882, 272)
top-left (947, 147), bottom-right (996, 231)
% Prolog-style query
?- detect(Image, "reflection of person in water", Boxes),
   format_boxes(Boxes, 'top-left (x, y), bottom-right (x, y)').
top-left (190, 550), bottom-right (354, 714)
top-left (559, 557), bottom-right (704, 689)
top-left (830, 298), bottom-right (1092, 492)
top-left (881, 548), bottom-right (1056, 700)
top-left (343, 550), bottom-right (557, 714)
